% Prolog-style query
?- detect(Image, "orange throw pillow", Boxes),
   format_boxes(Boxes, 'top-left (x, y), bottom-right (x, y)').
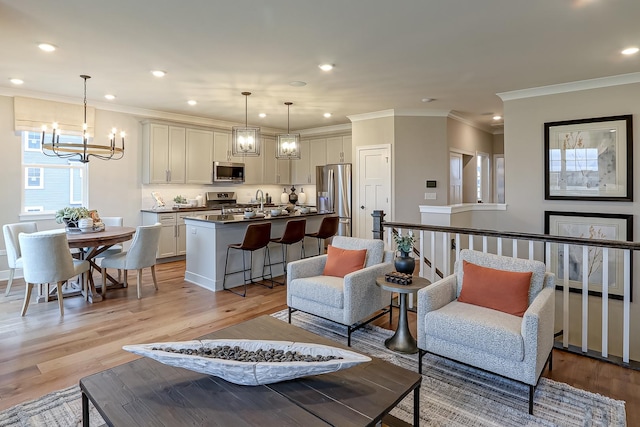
top-left (458, 260), bottom-right (532, 317)
top-left (323, 246), bottom-right (367, 278)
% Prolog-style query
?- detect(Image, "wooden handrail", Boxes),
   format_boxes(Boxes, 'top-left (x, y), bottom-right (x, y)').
top-left (383, 220), bottom-right (640, 251)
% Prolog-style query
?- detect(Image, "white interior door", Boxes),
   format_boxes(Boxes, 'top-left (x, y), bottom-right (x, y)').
top-left (449, 152), bottom-right (463, 204)
top-left (356, 145), bottom-right (391, 238)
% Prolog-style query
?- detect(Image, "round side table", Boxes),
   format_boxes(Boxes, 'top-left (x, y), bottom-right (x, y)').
top-left (375, 276), bottom-right (431, 354)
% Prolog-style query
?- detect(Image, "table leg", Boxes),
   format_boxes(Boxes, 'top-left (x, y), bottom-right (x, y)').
top-left (384, 293), bottom-right (418, 353)
top-left (414, 385), bottom-right (420, 426)
top-left (82, 390), bottom-right (89, 427)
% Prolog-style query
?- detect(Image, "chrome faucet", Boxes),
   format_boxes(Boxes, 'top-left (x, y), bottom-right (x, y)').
top-left (255, 189), bottom-right (264, 212)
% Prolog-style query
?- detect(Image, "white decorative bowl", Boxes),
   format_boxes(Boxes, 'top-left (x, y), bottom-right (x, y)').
top-left (270, 209), bottom-right (280, 217)
top-left (123, 339), bottom-right (371, 386)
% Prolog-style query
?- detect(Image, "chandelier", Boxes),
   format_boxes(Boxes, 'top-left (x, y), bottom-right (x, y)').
top-left (41, 75), bottom-right (124, 163)
top-left (232, 91), bottom-right (260, 156)
top-left (276, 102), bottom-right (300, 160)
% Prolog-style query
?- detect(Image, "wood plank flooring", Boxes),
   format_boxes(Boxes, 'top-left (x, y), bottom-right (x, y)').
top-left (0, 260), bottom-right (636, 424)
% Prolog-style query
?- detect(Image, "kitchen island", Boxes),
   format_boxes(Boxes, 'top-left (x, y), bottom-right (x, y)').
top-left (184, 212), bottom-right (334, 292)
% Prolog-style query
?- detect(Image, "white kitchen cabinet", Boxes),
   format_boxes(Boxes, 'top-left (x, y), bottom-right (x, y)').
top-left (291, 139), bottom-right (311, 185)
top-left (142, 123), bottom-right (186, 184)
top-left (326, 135), bottom-right (351, 164)
top-left (185, 128), bottom-right (214, 184)
top-left (291, 138), bottom-right (327, 185)
top-left (142, 212), bottom-right (180, 258)
top-left (213, 131), bottom-right (232, 161)
top-left (263, 136), bottom-right (290, 185)
top-left (241, 153), bottom-right (262, 184)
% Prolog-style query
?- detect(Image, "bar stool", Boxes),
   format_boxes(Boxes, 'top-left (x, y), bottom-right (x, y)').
top-left (223, 222), bottom-right (273, 297)
top-left (305, 216), bottom-right (339, 256)
top-left (269, 219), bottom-right (306, 285)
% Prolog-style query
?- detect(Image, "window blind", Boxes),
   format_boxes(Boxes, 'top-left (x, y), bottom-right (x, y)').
top-left (14, 96), bottom-right (95, 135)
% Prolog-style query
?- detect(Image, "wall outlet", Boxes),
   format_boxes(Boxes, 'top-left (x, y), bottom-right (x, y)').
top-left (424, 192), bottom-right (437, 200)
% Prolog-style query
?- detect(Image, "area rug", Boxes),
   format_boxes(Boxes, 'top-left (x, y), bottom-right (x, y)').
top-left (0, 310), bottom-right (626, 427)
top-left (271, 309), bottom-right (627, 427)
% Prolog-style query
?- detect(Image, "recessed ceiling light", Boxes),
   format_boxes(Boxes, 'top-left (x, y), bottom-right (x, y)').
top-left (493, 115), bottom-right (502, 121)
top-left (38, 43), bottom-right (56, 52)
top-left (323, 113), bottom-right (332, 118)
top-left (622, 47), bottom-right (639, 55)
top-left (319, 64), bottom-right (334, 72)
top-left (104, 94), bottom-right (116, 100)
top-left (9, 78), bottom-right (24, 85)
top-left (259, 113), bottom-right (266, 118)
top-left (151, 70), bottom-right (166, 77)
top-left (187, 100), bottom-right (197, 106)
top-left (289, 81), bottom-right (307, 87)
top-left (421, 98), bottom-right (435, 103)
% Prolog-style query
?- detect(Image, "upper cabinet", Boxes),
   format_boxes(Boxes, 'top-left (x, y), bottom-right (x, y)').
top-left (326, 135), bottom-right (352, 164)
top-left (185, 128), bottom-right (213, 184)
top-left (213, 131), bottom-right (232, 161)
top-left (142, 123), bottom-right (186, 184)
top-left (263, 136), bottom-right (290, 185)
top-left (291, 138), bottom-right (327, 185)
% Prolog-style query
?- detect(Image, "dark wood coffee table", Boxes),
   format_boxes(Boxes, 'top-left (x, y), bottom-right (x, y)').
top-left (80, 315), bottom-right (422, 426)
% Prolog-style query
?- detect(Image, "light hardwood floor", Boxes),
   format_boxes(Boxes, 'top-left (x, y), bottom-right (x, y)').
top-left (0, 260), bottom-right (637, 424)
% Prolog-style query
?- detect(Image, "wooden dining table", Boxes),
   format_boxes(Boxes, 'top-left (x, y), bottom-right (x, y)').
top-left (66, 226), bottom-right (136, 303)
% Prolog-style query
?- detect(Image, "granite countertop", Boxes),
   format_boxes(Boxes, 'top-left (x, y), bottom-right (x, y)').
top-left (184, 211), bottom-right (332, 224)
top-left (141, 204), bottom-right (315, 214)
top-left (140, 206), bottom-right (212, 213)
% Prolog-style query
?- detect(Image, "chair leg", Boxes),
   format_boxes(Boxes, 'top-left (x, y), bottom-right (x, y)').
top-left (101, 267), bottom-right (107, 297)
top-left (529, 385), bottom-right (535, 415)
top-left (123, 270), bottom-right (128, 288)
top-left (136, 269), bottom-right (143, 299)
top-left (21, 283), bottom-right (34, 316)
top-left (151, 265), bottom-right (158, 290)
top-left (418, 349), bottom-right (426, 374)
top-left (56, 281), bottom-right (64, 316)
top-left (5, 268), bottom-right (15, 296)
top-left (288, 306), bottom-right (292, 323)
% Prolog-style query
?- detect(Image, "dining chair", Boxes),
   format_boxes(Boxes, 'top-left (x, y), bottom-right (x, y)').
top-left (100, 223), bottom-right (162, 299)
top-left (19, 230), bottom-right (90, 316)
top-left (94, 216), bottom-right (124, 281)
top-left (2, 222), bottom-right (38, 296)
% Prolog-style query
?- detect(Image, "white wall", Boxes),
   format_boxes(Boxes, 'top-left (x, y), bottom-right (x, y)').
top-left (502, 80), bottom-right (640, 359)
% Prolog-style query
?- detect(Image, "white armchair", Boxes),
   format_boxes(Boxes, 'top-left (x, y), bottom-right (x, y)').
top-left (416, 249), bottom-right (555, 414)
top-left (287, 236), bottom-right (394, 346)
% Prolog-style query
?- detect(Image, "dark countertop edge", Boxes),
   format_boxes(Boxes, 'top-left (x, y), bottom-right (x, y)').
top-left (141, 205), bottom-right (317, 214)
top-left (184, 212), bottom-right (335, 225)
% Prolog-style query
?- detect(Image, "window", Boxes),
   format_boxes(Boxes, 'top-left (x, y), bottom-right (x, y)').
top-left (21, 131), bottom-right (88, 215)
top-left (25, 167), bottom-right (44, 189)
top-left (476, 153), bottom-right (490, 203)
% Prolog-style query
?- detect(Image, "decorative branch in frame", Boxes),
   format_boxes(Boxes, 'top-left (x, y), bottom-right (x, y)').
top-left (544, 211), bottom-right (633, 301)
top-left (544, 115), bottom-right (633, 201)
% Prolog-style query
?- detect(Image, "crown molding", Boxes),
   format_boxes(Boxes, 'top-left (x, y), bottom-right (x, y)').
top-left (299, 123), bottom-right (352, 136)
top-left (348, 108), bottom-right (451, 122)
top-left (497, 72), bottom-right (640, 101)
top-left (0, 87), bottom-right (285, 132)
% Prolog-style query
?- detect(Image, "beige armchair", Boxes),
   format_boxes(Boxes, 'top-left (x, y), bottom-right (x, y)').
top-left (416, 249), bottom-right (555, 414)
top-left (287, 236), bottom-right (394, 346)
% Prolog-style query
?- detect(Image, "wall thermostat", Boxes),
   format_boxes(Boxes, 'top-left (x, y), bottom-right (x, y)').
top-left (426, 180), bottom-right (437, 188)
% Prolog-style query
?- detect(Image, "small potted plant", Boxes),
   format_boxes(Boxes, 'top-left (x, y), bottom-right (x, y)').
top-left (55, 207), bottom-right (90, 228)
top-left (393, 231), bottom-right (415, 274)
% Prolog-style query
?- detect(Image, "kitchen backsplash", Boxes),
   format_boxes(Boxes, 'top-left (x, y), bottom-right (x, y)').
top-left (141, 184), bottom-right (317, 209)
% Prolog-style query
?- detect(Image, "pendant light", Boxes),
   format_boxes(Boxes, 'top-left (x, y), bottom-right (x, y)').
top-left (41, 75), bottom-right (125, 163)
top-left (276, 102), bottom-right (300, 160)
top-left (232, 91), bottom-right (260, 156)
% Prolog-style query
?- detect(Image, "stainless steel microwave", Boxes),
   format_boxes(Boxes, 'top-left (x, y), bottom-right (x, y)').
top-left (213, 161), bottom-right (245, 183)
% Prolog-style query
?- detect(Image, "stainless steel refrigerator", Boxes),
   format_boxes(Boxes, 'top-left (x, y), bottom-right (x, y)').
top-left (316, 163), bottom-right (352, 236)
